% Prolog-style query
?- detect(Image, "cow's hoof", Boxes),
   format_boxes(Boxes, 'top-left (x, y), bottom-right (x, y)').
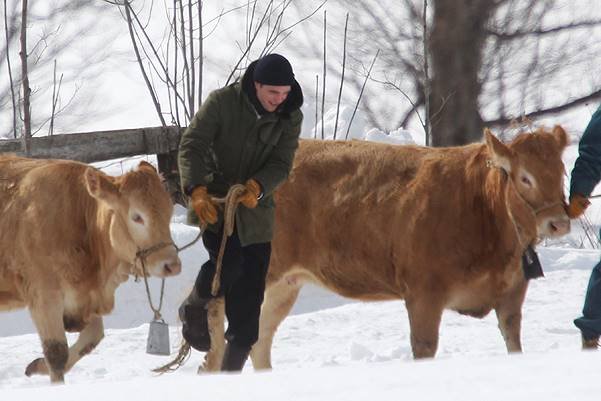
top-left (25, 358), bottom-right (48, 376)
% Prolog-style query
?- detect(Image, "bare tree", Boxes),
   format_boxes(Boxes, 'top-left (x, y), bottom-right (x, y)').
top-left (104, 0), bottom-right (324, 130)
top-left (293, 0), bottom-right (601, 146)
top-left (428, 0), bottom-right (498, 146)
top-left (1, 0), bottom-right (115, 139)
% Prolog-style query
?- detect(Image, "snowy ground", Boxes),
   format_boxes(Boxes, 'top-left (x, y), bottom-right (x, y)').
top-left (1, 220), bottom-right (600, 399)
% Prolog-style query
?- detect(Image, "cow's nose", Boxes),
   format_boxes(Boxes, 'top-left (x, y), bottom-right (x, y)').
top-left (549, 218), bottom-right (570, 237)
top-left (162, 258), bottom-right (182, 276)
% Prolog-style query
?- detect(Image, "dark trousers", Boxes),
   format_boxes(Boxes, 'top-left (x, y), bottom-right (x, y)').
top-left (574, 260), bottom-right (601, 340)
top-left (194, 227), bottom-right (271, 348)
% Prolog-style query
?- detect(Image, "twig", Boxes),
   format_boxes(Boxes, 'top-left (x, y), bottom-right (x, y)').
top-left (49, 59), bottom-right (63, 136)
top-left (178, 0), bottom-right (191, 115)
top-left (224, 0), bottom-right (275, 86)
top-left (19, 0), bottom-right (31, 154)
top-left (345, 49), bottom-right (379, 140)
top-left (124, 0), bottom-right (166, 127)
top-left (188, 0), bottom-right (195, 112)
top-left (333, 13), bottom-right (348, 140)
top-left (321, 9), bottom-right (326, 140)
top-left (422, 0), bottom-right (431, 145)
top-left (197, 0), bottom-right (203, 107)
top-left (314, 74), bottom-right (319, 139)
top-left (3, 0), bottom-right (17, 139)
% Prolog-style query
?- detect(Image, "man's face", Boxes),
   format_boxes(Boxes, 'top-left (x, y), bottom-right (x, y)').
top-left (254, 82), bottom-right (291, 112)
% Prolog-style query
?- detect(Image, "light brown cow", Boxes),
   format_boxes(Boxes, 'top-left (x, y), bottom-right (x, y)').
top-left (199, 126), bottom-right (570, 371)
top-left (0, 155), bottom-right (181, 383)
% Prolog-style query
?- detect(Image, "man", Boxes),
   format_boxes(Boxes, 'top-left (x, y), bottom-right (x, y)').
top-left (566, 104), bottom-right (601, 349)
top-left (177, 53), bottom-right (303, 371)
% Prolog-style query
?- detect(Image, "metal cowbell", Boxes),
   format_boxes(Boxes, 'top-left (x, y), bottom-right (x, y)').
top-left (147, 318), bottom-right (170, 356)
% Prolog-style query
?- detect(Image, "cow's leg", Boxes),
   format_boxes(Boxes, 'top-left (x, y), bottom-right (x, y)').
top-left (26, 291), bottom-right (68, 383)
top-left (26, 316), bottom-right (105, 378)
top-left (199, 298), bottom-right (226, 373)
top-left (495, 280), bottom-right (528, 353)
top-left (64, 316), bottom-right (105, 371)
top-left (405, 296), bottom-right (444, 359)
top-left (250, 276), bottom-right (302, 370)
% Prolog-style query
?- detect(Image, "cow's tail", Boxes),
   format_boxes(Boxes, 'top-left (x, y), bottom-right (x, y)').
top-left (152, 340), bottom-right (191, 374)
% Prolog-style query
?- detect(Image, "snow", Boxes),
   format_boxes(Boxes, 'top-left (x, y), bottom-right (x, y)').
top-left (1, 247), bottom-right (600, 399)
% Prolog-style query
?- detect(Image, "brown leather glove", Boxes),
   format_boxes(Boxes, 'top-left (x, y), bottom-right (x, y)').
top-left (567, 194), bottom-right (591, 219)
top-left (190, 186), bottom-right (218, 225)
top-left (238, 179), bottom-right (262, 209)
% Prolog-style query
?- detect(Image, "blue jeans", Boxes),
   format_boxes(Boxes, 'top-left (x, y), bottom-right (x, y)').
top-left (574, 261), bottom-right (601, 340)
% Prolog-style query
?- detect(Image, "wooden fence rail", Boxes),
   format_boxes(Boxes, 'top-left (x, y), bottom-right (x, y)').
top-left (0, 126), bottom-right (181, 162)
top-left (0, 126), bottom-right (185, 205)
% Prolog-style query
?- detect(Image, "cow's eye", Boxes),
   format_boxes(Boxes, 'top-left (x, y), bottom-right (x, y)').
top-left (521, 176), bottom-right (532, 187)
top-left (132, 213), bottom-right (144, 225)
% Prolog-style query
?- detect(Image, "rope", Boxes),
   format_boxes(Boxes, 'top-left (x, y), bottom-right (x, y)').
top-left (152, 184), bottom-right (246, 374)
top-left (210, 184), bottom-right (246, 296)
top-left (152, 340), bottom-right (191, 374)
top-left (136, 243), bottom-right (174, 321)
top-left (136, 183), bottom-right (244, 320)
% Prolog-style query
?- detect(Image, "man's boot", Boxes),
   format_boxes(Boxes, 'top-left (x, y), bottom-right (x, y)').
top-left (221, 342), bottom-right (251, 372)
top-left (178, 289), bottom-right (211, 352)
top-left (582, 334), bottom-right (599, 350)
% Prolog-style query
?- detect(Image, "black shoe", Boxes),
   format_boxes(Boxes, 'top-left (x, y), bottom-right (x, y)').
top-left (179, 292), bottom-right (211, 352)
top-left (582, 335), bottom-right (600, 350)
top-left (221, 342), bottom-right (251, 372)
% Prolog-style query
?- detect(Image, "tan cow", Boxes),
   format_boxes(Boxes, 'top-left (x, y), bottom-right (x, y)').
top-left (198, 126), bottom-right (570, 371)
top-left (0, 155), bottom-right (181, 383)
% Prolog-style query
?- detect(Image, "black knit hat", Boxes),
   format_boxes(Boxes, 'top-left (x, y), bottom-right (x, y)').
top-left (253, 53), bottom-right (295, 86)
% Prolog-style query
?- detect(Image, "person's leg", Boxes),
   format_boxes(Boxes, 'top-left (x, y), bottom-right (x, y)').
top-left (180, 229), bottom-right (244, 352)
top-left (574, 260), bottom-right (601, 347)
top-left (221, 241), bottom-right (271, 371)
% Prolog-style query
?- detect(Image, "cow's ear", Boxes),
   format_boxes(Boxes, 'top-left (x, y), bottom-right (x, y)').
top-left (484, 128), bottom-right (513, 173)
top-left (85, 167), bottom-right (120, 205)
top-left (138, 161), bottom-right (157, 173)
top-left (551, 125), bottom-right (568, 149)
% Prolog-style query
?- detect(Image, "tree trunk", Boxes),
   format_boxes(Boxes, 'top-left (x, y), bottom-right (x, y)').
top-left (429, 0), bottom-right (497, 146)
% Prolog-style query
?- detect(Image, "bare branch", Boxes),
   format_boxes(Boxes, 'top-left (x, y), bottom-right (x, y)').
top-left (49, 59), bottom-right (63, 136)
top-left (487, 19), bottom-right (601, 40)
top-left (20, 0), bottom-right (31, 153)
top-left (224, 0), bottom-right (274, 86)
top-left (320, 9), bottom-right (326, 140)
top-left (422, 0), bottom-right (431, 145)
top-left (485, 89), bottom-right (601, 127)
top-left (3, 0), bottom-right (17, 138)
top-left (346, 49), bottom-right (379, 141)
top-left (314, 74), bottom-right (319, 139)
top-left (124, 0), bottom-right (166, 127)
top-left (333, 13), bottom-right (348, 140)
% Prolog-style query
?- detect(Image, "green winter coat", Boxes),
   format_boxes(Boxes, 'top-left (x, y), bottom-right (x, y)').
top-left (178, 61), bottom-right (304, 246)
top-left (570, 104), bottom-right (601, 198)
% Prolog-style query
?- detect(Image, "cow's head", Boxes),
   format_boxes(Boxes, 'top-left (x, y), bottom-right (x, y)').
top-left (485, 125), bottom-right (570, 239)
top-left (84, 161), bottom-right (182, 278)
